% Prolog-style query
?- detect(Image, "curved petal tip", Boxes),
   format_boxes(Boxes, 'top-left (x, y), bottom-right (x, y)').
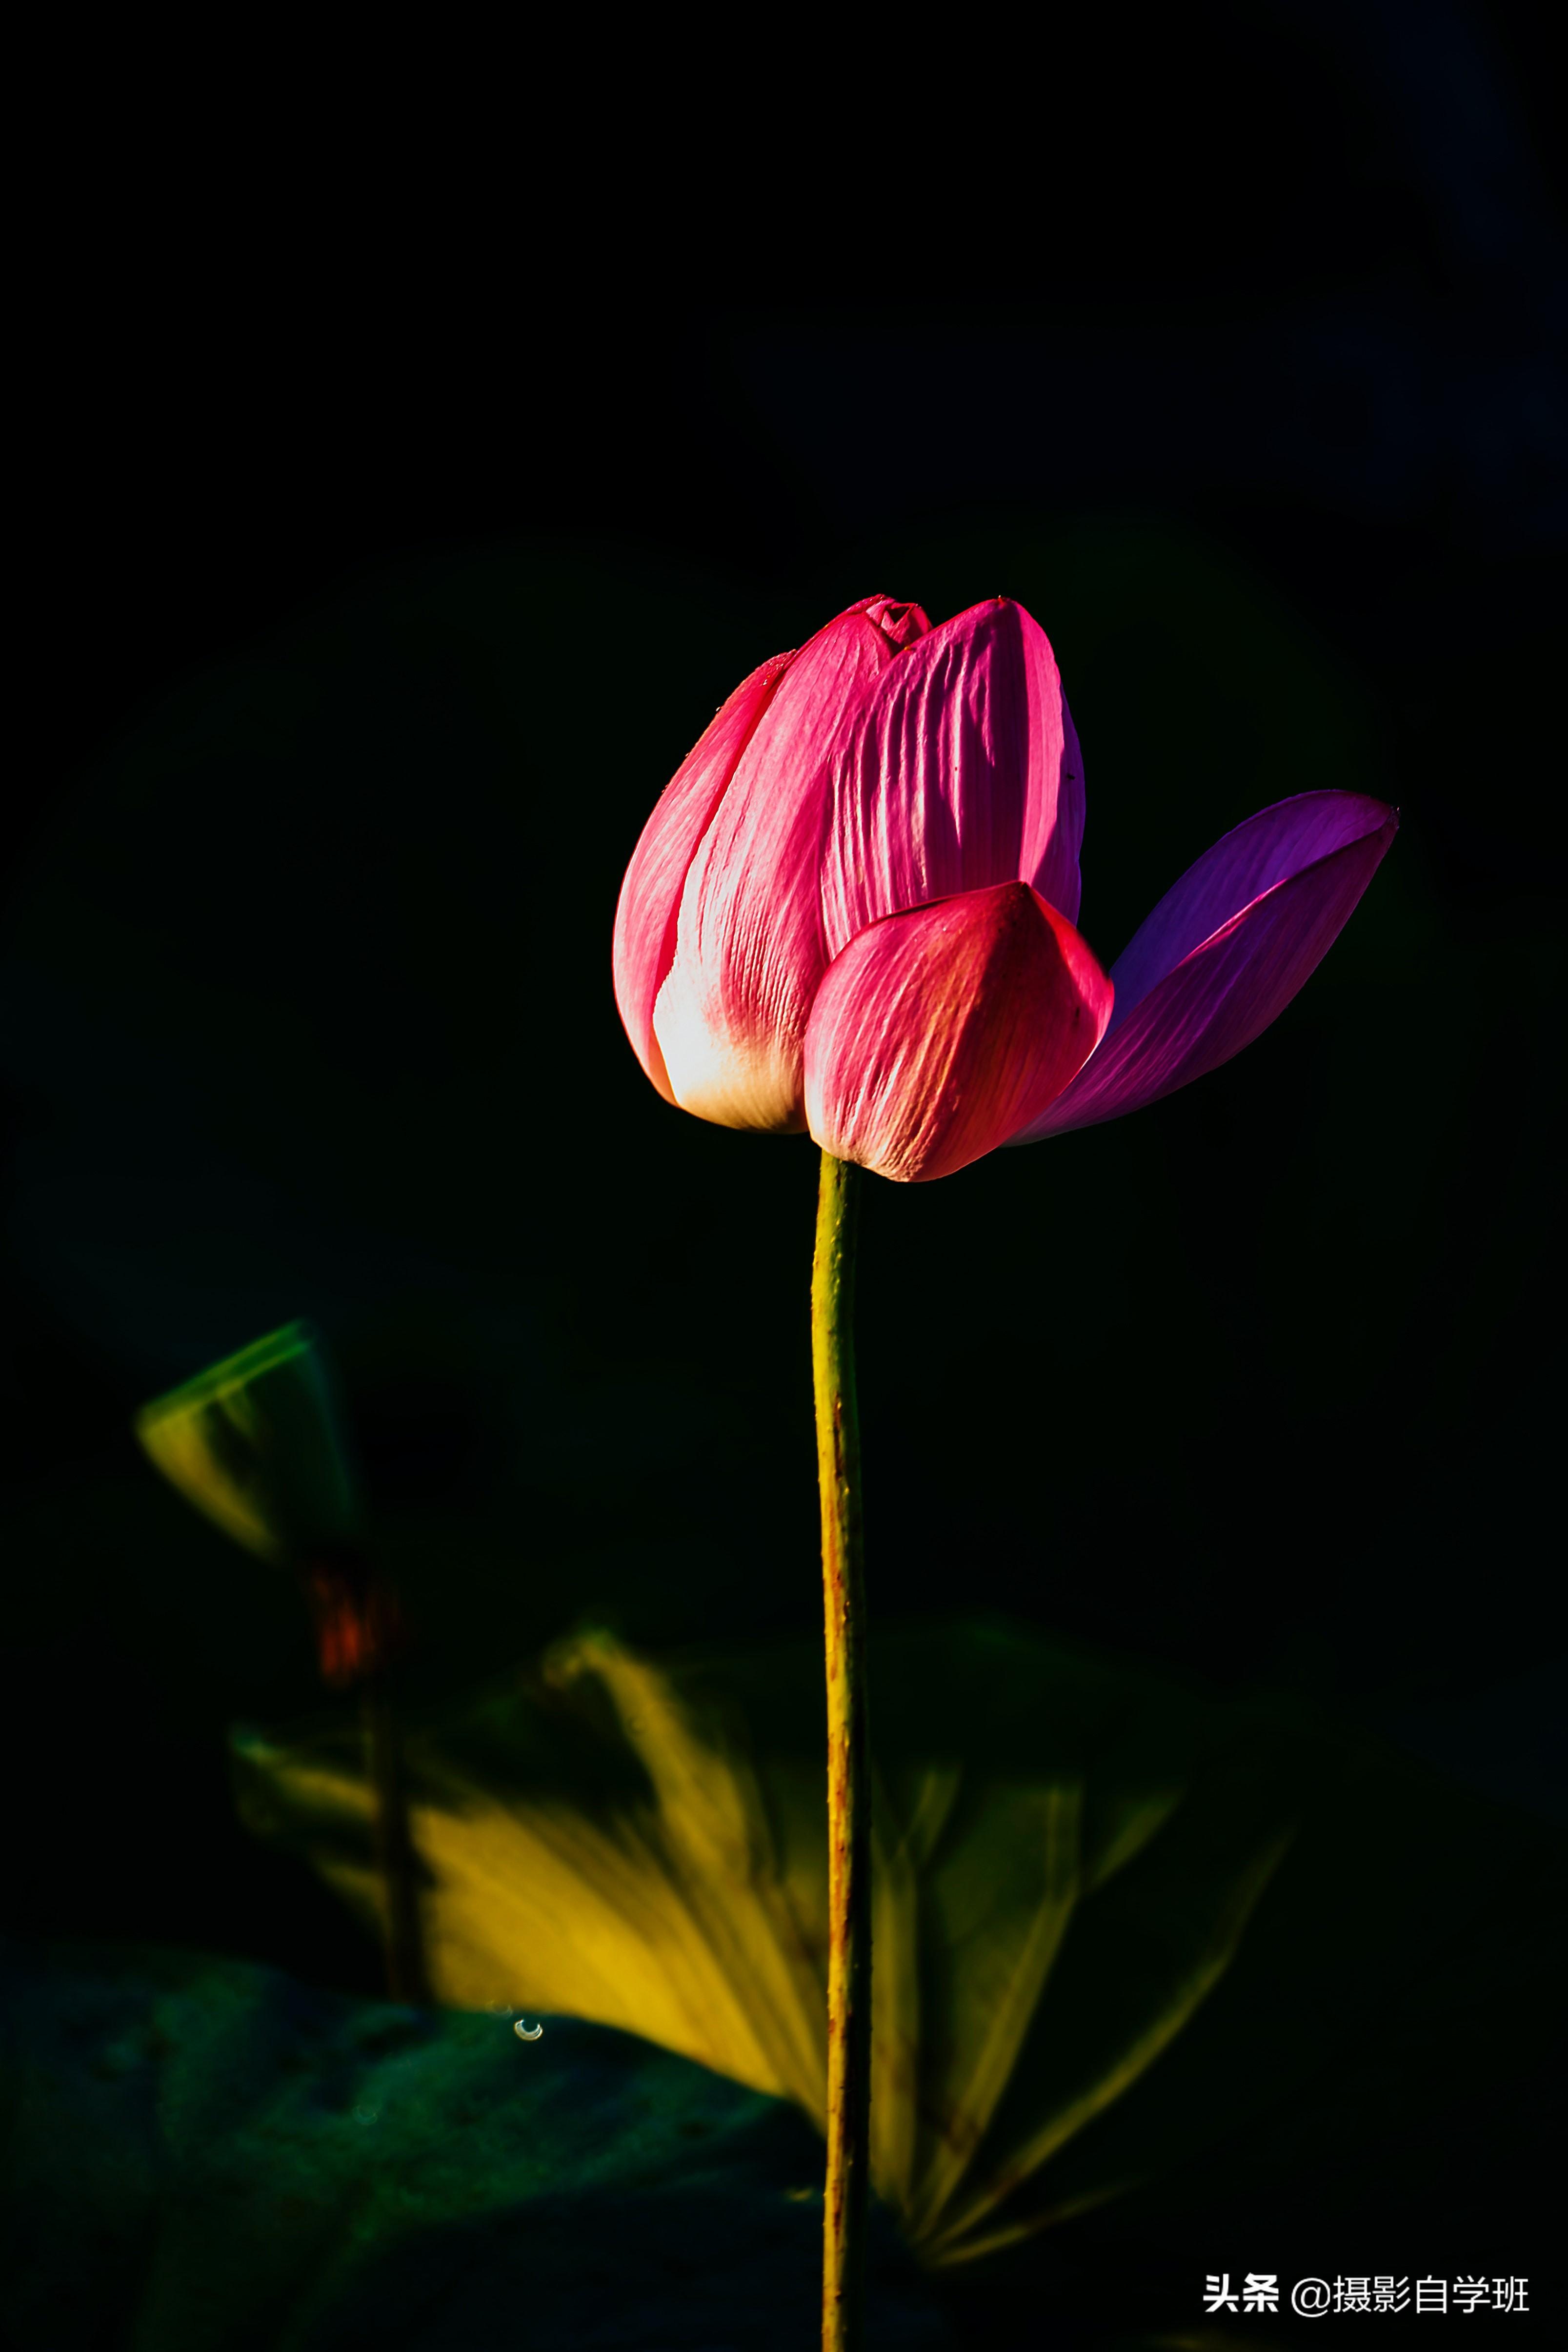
top-left (1017, 794), bottom-right (1397, 1142)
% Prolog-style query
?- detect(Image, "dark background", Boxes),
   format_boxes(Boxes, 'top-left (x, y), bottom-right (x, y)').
top-left (3, 0), bottom-right (1563, 2321)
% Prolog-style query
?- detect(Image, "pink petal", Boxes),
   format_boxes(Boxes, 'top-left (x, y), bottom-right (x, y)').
top-left (804, 883), bottom-right (1114, 1183)
top-left (1016, 802), bottom-right (1398, 1141)
top-left (612, 647), bottom-right (795, 1102)
top-left (653, 596), bottom-right (932, 1131)
top-left (820, 597), bottom-right (1086, 961)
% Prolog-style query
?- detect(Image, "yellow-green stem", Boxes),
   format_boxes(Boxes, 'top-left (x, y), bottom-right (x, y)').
top-left (812, 1150), bottom-right (869, 2352)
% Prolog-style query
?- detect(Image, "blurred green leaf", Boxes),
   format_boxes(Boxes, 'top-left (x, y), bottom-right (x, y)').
top-left (0, 1937), bottom-right (948, 2352)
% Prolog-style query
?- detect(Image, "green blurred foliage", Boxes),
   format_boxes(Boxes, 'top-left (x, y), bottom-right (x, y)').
top-left (0, 1937), bottom-right (948, 2352)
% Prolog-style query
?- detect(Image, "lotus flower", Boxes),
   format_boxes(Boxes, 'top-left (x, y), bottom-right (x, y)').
top-left (613, 593), bottom-right (1396, 1180)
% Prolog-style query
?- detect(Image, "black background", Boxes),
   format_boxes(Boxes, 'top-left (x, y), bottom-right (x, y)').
top-left (3, 0), bottom-right (1564, 2328)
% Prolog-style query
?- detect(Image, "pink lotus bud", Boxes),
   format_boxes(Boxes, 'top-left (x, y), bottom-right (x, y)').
top-left (614, 596), bottom-right (1396, 1181)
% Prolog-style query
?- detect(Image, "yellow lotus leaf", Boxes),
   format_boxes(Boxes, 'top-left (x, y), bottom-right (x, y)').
top-left (232, 1620), bottom-right (1326, 2262)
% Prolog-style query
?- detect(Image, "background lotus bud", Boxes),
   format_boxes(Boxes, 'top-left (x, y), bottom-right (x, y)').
top-left (135, 1319), bottom-right (393, 1687)
top-left (135, 1319), bottom-right (360, 1570)
top-left (136, 1320), bottom-right (425, 1997)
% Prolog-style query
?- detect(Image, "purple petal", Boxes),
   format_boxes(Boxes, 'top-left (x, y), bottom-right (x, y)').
top-left (1107, 792), bottom-right (1395, 1033)
top-left (1015, 802), bottom-right (1397, 1140)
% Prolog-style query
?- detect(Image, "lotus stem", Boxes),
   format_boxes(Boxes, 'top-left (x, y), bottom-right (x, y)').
top-left (361, 1665), bottom-right (427, 2005)
top-left (812, 1149), bottom-right (870, 2352)
top-left (305, 1545), bottom-right (428, 2004)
